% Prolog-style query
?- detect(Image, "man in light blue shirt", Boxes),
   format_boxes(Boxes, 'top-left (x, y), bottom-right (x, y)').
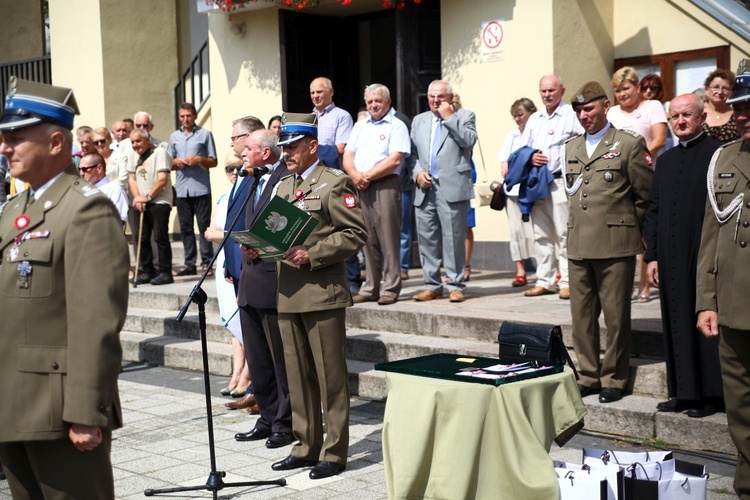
top-left (343, 84), bottom-right (411, 305)
top-left (168, 102), bottom-right (218, 275)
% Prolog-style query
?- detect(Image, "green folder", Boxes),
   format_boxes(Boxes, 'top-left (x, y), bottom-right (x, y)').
top-left (228, 195), bottom-right (319, 262)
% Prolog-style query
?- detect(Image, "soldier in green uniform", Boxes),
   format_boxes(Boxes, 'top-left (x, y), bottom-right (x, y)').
top-left (0, 77), bottom-right (129, 498)
top-left (565, 81), bottom-right (653, 404)
top-left (244, 113), bottom-right (367, 480)
top-left (697, 60), bottom-right (750, 499)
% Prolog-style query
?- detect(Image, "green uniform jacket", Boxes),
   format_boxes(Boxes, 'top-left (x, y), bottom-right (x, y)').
top-left (0, 165), bottom-right (129, 442)
top-left (564, 126), bottom-right (653, 260)
top-left (697, 139), bottom-right (750, 328)
top-left (275, 164), bottom-right (367, 313)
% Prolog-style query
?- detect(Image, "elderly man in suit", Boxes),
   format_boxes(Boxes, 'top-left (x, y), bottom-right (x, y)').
top-left (245, 113), bottom-right (367, 480)
top-left (411, 80), bottom-right (477, 303)
top-left (233, 130), bottom-right (294, 448)
top-left (565, 81), bottom-right (653, 404)
top-left (697, 61), bottom-right (750, 498)
top-left (0, 77), bottom-right (129, 498)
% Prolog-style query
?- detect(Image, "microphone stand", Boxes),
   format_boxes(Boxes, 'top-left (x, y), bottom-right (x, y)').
top-left (144, 166), bottom-right (285, 498)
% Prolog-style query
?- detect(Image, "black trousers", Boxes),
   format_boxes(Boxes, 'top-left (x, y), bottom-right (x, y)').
top-left (137, 203), bottom-right (172, 275)
top-left (239, 305), bottom-right (292, 434)
top-left (176, 194), bottom-right (213, 269)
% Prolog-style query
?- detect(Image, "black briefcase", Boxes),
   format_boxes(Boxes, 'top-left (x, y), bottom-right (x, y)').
top-left (497, 321), bottom-right (578, 379)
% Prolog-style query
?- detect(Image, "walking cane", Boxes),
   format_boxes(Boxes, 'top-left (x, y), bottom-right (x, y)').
top-left (133, 207), bottom-right (145, 289)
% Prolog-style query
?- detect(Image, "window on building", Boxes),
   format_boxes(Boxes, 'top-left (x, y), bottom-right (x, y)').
top-left (615, 45), bottom-right (730, 101)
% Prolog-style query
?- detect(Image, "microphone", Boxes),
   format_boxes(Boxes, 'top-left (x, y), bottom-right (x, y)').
top-left (238, 164), bottom-right (274, 177)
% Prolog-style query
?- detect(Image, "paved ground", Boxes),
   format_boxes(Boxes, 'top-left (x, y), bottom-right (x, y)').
top-left (1, 362), bottom-right (738, 499)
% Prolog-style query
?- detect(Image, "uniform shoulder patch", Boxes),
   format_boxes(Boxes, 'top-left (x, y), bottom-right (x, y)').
top-left (325, 167), bottom-right (344, 176)
top-left (620, 129), bottom-right (642, 138)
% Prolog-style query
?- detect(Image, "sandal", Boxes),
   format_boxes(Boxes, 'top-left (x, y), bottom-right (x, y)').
top-left (463, 265), bottom-right (472, 282)
top-left (633, 294), bottom-right (652, 303)
top-left (511, 275), bottom-right (528, 287)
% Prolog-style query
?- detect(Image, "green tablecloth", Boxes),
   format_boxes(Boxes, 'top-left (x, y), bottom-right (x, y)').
top-left (382, 367), bottom-right (586, 499)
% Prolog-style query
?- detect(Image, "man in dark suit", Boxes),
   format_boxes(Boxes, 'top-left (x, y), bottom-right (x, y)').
top-left (246, 113), bottom-right (367, 480)
top-left (223, 116), bottom-right (265, 292)
top-left (410, 80), bottom-right (477, 303)
top-left (565, 81), bottom-right (653, 404)
top-left (234, 129), bottom-right (294, 448)
top-left (0, 77), bottom-right (129, 498)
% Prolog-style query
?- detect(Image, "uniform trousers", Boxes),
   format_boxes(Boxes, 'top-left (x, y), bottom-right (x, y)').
top-left (278, 308), bottom-right (349, 464)
top-left (0, 430), bottom-right (113, 500)
top-left (176, 194), bottom-right (213, 269)
top-left (719, 327), bottom-right (750, 499)
top-left (569, 256), bottom-right (635, 390)
top-left (506, 195), bottom-right (535, 262)
top-left (239, 305), bottom-right (292, 434)
top-left (530, 178), bottom-right (569, 290)
top-left (414, 180), bottom-right (468, 292)
top-left (358, 175), bottom-right (402, 300)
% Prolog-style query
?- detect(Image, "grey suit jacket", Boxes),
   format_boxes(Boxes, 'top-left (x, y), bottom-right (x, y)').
top-left (411, 107), bottom-right (477, 206)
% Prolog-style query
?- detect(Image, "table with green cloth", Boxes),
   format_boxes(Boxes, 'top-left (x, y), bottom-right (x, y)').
top-left (380, 356), bottom-right (586, 500)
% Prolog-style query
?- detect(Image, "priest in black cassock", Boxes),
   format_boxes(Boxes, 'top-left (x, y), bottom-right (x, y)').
top-left (643, 93), bottom-right (724, 418)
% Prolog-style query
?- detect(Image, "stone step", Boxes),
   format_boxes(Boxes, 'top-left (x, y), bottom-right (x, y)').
top-left (125, 307), bottom-right (234, 345)
top-left (348, 361), bottom-right (733, 455)
top-left (120, 331), bottom-right (233, 375)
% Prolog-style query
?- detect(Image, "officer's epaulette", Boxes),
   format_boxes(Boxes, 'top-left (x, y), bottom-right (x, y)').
top-left (325, 167), bottom-right (344, 176)
top-left (74, 182), bottom-right (101, 198)
top-left (619, 129), bottom-right (642, 138)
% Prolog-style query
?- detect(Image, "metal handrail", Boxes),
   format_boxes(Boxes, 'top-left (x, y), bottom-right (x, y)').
top-left (173, 39), bottom-right (211, 129)
top-left (0, 56), bottom-right (52, 100)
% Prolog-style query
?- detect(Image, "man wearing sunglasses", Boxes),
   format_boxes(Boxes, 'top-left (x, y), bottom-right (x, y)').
top-left (79, 152), bottom-right (129, 224)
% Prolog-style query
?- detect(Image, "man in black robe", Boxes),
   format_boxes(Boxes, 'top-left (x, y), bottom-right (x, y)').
top-left (644, 93), bottom-right (723, 417)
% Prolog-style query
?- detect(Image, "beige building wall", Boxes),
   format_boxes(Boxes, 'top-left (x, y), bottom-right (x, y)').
top-left (205, 7), bottom-right (283, 197)
top-left (613, 0), bottom-right (750, 65)
top-left (0, 0), bottom-right (45, 64)
top-left (48, 0), bottom-right (179, 141)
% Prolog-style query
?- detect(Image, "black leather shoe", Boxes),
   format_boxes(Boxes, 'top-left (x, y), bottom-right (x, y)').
top-left (266, 432), bottom-right (295, 449)
top-left (235, 427), bottom-right (271, 442)
top-left (578, 384), bottom-right (600, 398)
top-left (271, 455), bottom-right (316, 471)
top-left (309, 461), bottom-right (346, 480)
top-left (174, 266), bottom-right (197, 276)
top-left (656, 399), bottom-right (687, 412)
top-left (130, 273), bottom-right (153, 284)
top-left (687, 404), bottom-right (717, 418)
top-left (150, 272), bottom-right (174, 286)
top-left (599, 388), bottom-right (623, 403)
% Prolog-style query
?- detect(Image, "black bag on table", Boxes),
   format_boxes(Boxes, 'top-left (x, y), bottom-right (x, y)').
top-left (497, 321), bottom-right (578, 380)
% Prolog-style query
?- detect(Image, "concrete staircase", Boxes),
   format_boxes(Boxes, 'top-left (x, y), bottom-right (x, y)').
top-left (120, 264), bottom-right (734, 456)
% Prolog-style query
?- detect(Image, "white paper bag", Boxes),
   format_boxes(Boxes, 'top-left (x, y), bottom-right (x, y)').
top-left (556, 468), bottom-right (608, 500)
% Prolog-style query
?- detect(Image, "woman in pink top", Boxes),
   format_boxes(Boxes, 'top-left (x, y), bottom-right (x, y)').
top-left (607, 66), bottom-right (668, 304)
top-left (608, 66), bottom-right (668, 160)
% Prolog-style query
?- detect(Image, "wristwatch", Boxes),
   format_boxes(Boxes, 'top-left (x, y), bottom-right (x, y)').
top-left (146, 194), bottom-right (152, 201)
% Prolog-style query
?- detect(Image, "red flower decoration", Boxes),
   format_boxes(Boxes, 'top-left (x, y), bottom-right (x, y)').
top-left (14, 215), bottom-right (30, 231)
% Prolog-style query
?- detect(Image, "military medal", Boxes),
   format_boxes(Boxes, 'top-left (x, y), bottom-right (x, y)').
top-left (17, 260), bottom-right (32, 289)
top-left (8, 247), bottom-right (19, 262)
top-left (294, 189), bottom-right (308, 209)
top-left (15, 214), bottom-right (30, 230)
top-left (603, 171), bottom-right (614, 182)
top-left (312, 182), bottom-right (329, 193)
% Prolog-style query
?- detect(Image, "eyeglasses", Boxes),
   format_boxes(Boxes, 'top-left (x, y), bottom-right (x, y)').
top-left (225, 166), bottom-right (241, 173)
top-left (134, 123), bottom-right (150, 129)
top-left (231, 133), bottom-right (248, 143)
top-left (93, 139), bottom-right (108, 145)
top-left (79, 164), bottom-right (101, 173)
top-left (709, 85), bottom-right (732, 93)
top-left (642, 86), bottom-right (661, 92)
